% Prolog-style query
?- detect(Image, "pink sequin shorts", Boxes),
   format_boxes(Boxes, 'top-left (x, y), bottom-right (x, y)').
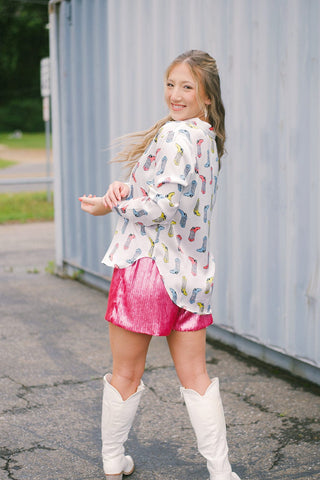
top-left (105, 257), bottom-right (213, 336)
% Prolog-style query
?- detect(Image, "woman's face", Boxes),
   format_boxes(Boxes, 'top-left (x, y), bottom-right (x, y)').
top-left (165, 62), bottom-right (210, 122)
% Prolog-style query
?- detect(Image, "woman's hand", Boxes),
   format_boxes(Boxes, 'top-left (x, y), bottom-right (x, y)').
top-left (103, 181), bottom-right (130, 209)
top-left (78, 194), bottom-right (111, 216)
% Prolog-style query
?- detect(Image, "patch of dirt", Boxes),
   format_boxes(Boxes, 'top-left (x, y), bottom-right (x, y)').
top-left (0, 145), bottom-right (49, 164)
top-left (0, 146), bottom-right (53, 192)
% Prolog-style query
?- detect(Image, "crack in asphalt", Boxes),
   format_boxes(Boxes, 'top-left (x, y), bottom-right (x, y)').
top-left (233, 391), bottom-right (320, 472)
top-left (0, 445), bottom-right (56, 480)
top-left (2, 374), bottom-right (102, 390)
top-left (206, 355), bottom-right (220, 365)
top-left (144, 365), bottom-right (174, 373)
top-left (206, 338), bottom-right (320, 397)
top-left (235, 392), bottom-right (271, 413)
top-left (0, 375), bottom-right (102, 417)
top-left (269, 416), bottom-right (320, 470)
top-left (146, 385), bottom-right (182, 405)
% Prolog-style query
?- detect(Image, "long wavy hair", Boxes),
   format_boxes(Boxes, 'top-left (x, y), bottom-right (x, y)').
top-left (113, 50), bottom-right (226, 171)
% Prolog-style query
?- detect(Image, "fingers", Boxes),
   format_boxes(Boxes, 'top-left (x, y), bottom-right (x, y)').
top-left (103, 181), bottom-right (125, 209)
top-left (80, 181), bottom-right (129, 212)
top-left (120, 183), bottom-right (130, 198)
top-left (80, 202), bottom-right (88, 212)
top-left (79, 195), bottom-right (95, 205)
top-left (79, 195), bottom-right (101, 216)
top-left (79, 196), bottom-right (93, 213)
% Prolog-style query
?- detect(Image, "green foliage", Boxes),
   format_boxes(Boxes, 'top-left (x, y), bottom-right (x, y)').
top-left (71, 268), bottom-right (85, 281)
top-left (27, 267), bottom-right (40, 274)
top-left (0, 98), bottom-right (44, 132)
top-left (0, 132), bottom-right (47, 149)
top-left (0, 191), bottom-right (54, 224)
top-left (45, 260), bottom-right (56, 275)
top-left (0, 158), bottom-right (17, 169)
top-left (0, 1), bottom-right (49, 131)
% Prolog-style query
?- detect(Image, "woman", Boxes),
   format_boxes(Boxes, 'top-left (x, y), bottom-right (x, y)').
top-left (79, 50), bottom-right (241, 480)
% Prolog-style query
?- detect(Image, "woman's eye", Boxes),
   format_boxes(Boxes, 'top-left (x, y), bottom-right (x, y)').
top-left (167, 83), bottom-right (174, 87)
top-left (184, 85), bottom-right (192, 90)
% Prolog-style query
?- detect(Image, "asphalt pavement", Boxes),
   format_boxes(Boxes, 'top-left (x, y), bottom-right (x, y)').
top-left (0, 222), bottom-right (319, 480)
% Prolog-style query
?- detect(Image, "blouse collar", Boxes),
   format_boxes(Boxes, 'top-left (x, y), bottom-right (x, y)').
top-left (171, 117), bottom-right (216, 138)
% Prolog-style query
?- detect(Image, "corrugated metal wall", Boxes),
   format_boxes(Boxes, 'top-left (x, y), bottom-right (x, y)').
top-left (49, 0), bottom-right (320, 384)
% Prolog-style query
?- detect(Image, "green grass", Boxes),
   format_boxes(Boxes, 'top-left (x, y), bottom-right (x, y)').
top-left (0, 158), bottom-right (17, 169)
top-left (0, 191), bottom-right (54, 224)
top-left (0, 132), bottom-right (48, 149)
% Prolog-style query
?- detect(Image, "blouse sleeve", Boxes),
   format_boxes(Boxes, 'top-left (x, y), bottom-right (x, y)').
top-left (114, 128), bottom-right (195, 226)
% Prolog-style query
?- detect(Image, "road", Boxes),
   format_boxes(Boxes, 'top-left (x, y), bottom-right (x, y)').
top-left (0, 222), bottom-right (319, 480)
top-left (0, 143), bottom-right (52, 193)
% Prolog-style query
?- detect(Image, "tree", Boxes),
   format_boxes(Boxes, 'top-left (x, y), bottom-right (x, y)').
top-left (0, 0), bottom-right (49, 131)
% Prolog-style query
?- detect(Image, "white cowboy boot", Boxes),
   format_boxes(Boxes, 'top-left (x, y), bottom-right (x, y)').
top-left (102, 373), bottom-right (145, 479)
top-left (181, 378), bottom-right (241, 480)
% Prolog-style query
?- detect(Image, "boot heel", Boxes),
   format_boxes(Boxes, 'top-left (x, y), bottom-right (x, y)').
top-left (123, 462), bottom-right (135, 475)
top-left (123, 463), bottom-right (135, 476)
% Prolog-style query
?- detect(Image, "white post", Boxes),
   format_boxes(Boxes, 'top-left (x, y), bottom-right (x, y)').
top-left (42, 95), bottom-right (51, 202)
top-left (48, 5), bottom-right (64, 272)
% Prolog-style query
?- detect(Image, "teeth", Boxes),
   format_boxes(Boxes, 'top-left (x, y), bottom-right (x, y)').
top-left (172, 104), bottom-right (184, 111)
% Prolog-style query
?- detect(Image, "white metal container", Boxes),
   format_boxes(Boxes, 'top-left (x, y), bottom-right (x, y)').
top-left (49, 0), bottom-right (320, 384)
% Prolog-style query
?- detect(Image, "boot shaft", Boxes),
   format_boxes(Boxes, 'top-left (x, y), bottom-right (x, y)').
top-left (101, 373), bottom-right (144, 476)
top-left (181, 378), bottom-right (239, 480)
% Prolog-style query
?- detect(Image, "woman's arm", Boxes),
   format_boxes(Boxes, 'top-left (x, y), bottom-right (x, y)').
top-left (78, 194), bottom-right (111, 216)
top-left (80, 182), bottom-right (129, 216)
top-left (102, 133), bottom-right (194, 227)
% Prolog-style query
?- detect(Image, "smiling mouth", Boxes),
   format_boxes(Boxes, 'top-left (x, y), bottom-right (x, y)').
top-left (171, 103), bottom-right (185, 111)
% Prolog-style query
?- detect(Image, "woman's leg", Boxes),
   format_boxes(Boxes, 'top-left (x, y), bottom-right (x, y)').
top-left (167, 329), bottom-right (240, 480)
top-left (102, 324), bottom-right (152, 478)
top-left (108, 323), bottom-right (152, 399)
top-left (166, 328), bottom-right (210, 394)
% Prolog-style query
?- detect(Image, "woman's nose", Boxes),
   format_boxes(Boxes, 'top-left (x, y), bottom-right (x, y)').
top-left (171, 87), bottom-right (182, 101)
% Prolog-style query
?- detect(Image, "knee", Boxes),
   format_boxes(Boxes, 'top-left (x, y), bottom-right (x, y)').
top-left (111, 367), bottom-right (144, 398)
top-left (112, 368), bottom-right (143, 385)
top-left (175, 366), bottom-right (210, 393)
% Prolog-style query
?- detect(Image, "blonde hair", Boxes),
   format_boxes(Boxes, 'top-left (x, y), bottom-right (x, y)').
top-left (113, 50), bottom-right (225, 171)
